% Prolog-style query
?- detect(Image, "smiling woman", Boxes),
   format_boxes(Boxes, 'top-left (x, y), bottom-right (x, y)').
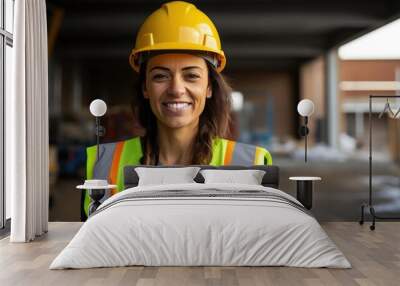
top-left (82, 1), bottom-right (272, 219)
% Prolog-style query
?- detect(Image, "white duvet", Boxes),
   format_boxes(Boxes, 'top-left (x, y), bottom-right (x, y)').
top-left (50, 183), bottom-right (351, 269)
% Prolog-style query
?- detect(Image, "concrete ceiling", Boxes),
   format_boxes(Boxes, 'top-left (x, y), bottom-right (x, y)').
top-left (48, 0), bottom-right (400, 72)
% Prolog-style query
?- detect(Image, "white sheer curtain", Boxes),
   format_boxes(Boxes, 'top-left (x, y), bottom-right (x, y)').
top-left (7, 0), bottom-right (49, 242)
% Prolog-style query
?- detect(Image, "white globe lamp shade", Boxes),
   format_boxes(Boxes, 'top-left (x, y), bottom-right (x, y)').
top-left (297, 99), bottom-right (314, 117)
top-left (90, 99), bottom-right (107, 117)
top-left (231, 91), bottom-right (244, 111)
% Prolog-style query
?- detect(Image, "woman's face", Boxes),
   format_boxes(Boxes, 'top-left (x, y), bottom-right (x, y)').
top-left (143, 53), bottom-right (211, 130)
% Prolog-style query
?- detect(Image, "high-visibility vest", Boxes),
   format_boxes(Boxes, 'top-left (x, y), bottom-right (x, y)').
top-left (83, 137), bottom-right (272, 217)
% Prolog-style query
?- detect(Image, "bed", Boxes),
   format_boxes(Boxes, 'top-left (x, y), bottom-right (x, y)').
top-left (50, 165), bottom-right (351, 269)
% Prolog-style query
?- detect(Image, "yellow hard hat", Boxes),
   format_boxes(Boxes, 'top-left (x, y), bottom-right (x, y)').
top-left (129, 1), bottom-right (226, 73)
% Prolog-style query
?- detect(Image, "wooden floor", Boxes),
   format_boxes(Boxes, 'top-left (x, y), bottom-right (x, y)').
top-left (0, 222), bottom-right (399, 286)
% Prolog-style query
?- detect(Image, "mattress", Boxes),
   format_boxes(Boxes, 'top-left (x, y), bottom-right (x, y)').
top-left (50, 183), bottom-right (351, 269)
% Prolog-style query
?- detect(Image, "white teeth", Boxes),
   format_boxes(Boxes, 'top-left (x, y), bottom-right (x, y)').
top-left (165, 103), bottom-right (191, 111)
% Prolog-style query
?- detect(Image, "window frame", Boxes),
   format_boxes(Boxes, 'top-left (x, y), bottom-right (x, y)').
top-left (0, 0), bottom-right (14, 232)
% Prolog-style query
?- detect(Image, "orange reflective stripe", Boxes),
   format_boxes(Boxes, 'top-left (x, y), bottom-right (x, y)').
top-left (224, 140), bottom-right (235, 165)
top-left (109, 141), bottom-right (124, 195)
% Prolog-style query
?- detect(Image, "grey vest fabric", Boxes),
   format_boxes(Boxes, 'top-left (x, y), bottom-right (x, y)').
top-left (231, 142), bottom-right (258, 165)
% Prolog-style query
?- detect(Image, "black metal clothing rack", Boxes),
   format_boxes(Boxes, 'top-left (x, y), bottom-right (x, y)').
top-left (359, 95), bottom-right (400, 230)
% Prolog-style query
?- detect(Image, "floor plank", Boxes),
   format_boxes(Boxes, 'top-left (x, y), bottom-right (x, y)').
top-left (0, 222), bottom-right (399, 286)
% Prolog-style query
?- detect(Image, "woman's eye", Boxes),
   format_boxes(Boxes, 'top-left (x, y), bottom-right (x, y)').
top-left (152, 74), bottom-right (168, 80)
top-left (186, 73), bottom-right (200, 80)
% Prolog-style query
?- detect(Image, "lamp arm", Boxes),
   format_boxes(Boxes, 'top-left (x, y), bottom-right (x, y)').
top-left (305, 116), bottom-right (308, 162)
top-left (96, 117), bottom-right (100, 162)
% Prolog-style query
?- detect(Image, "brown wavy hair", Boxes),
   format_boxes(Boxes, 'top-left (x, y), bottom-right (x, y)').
top-left (132, 59), bottom-right (232, 165)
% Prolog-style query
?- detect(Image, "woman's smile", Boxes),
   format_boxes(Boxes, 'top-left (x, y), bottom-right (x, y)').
top-left (162, 101), bottom-right (193, 115)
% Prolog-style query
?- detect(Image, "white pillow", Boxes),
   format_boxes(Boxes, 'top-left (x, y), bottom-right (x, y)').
top-left (135, 167), bottom-right (201, 186)
top-left (200, 169), bottom-right (266, 185)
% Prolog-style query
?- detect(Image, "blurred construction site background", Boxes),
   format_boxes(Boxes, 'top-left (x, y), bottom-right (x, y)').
top-left (35, 0), bottom-right (400, 221)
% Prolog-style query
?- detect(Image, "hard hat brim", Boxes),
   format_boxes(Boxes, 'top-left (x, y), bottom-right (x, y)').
top-left (130, 42), bottom-right (226, 73)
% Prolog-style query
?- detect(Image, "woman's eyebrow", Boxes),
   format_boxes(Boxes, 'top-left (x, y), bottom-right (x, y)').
top-left (182, 66), bottom-right (202, 71)
top-left (149, 66), bottom-right (202, 72)
top-left (149, 66), bottom-right (170, 72)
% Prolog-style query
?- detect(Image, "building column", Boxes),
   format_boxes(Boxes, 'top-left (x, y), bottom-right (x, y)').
top-left (325, 49), bottom-right (340, 149)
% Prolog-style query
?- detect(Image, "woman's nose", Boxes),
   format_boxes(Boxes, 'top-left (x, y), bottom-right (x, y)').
top-left (167, 74), bottom-right (186, 96)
